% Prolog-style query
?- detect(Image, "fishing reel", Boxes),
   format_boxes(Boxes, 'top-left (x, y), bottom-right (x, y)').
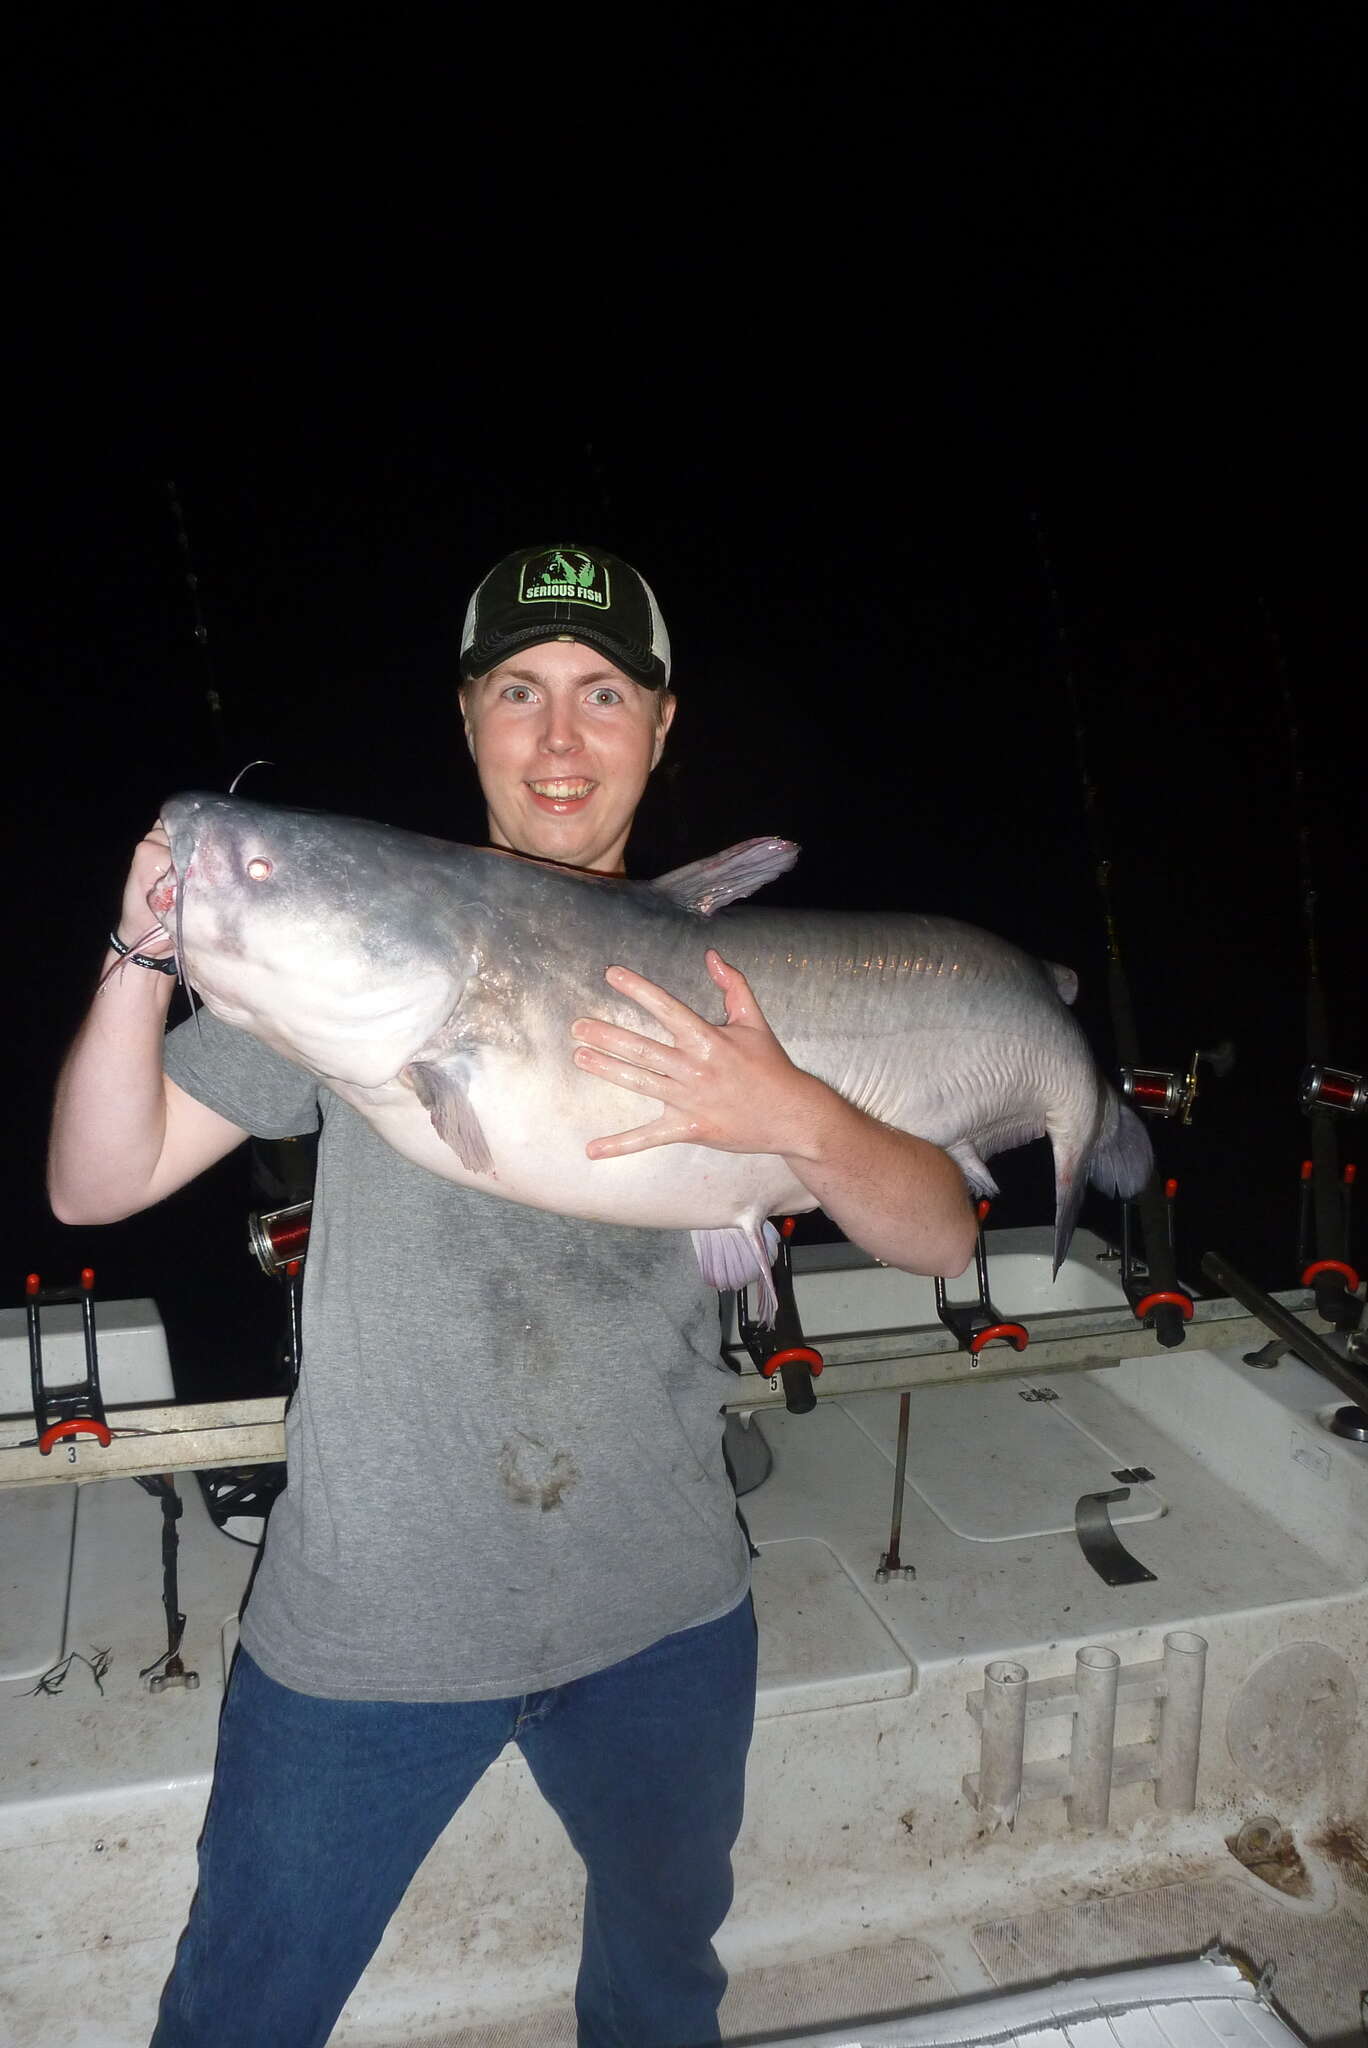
top-left (1299, 1064), bottom-right (1367, 1116)
top-left (1120, 1041), bottom-right (1234, 1124)
top-left (247, 1201), bottom-right (312, 1393)
top-left (248, 1200), bottom-right (313, 1275)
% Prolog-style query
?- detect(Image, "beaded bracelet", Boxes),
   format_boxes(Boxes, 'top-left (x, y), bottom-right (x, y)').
top-left (108, 931), bottom-right (178, 975)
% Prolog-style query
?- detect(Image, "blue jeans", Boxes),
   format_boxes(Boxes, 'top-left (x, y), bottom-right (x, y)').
top-left (151, 1594), bottom-right (756, 2048)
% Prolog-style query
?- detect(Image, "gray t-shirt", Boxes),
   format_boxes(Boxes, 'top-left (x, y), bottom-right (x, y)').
top-left (164, 1012), bottom-right (750, 1701)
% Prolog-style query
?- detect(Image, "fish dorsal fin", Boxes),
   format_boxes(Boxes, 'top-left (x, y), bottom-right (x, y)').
top-left (1046, 959), bottom-right (1079, 1005)
top-left (651, 838), bottom-right (799, 916)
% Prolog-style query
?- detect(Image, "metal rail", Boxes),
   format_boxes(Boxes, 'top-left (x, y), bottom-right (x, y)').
top-left (1, 1287), bottom-right (1355, 1488)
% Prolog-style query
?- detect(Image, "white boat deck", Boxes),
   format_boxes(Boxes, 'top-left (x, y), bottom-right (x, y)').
top-left (4, 1232), bottom-right (1368, 2046)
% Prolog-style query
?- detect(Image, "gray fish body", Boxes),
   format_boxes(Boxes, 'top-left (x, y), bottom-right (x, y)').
top-left (158, 794), bottom-right (1151, 1299)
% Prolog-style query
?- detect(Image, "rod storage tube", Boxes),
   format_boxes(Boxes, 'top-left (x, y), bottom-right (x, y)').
top-left (1155, 1630), bottom-right (1207, 1811)
top-left (979, 1659), bottom-right (1029, 1826)
top-left (1067, 1645), bottom-right (1120, 1829)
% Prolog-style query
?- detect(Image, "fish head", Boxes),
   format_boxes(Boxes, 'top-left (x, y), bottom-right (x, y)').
top-left (156, 793), bottom-right (471, 1087)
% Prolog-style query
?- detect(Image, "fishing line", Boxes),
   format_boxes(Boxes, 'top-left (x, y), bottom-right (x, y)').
top-left (1260, 593), bottom-right (1360, 1327)
top-left (1028, 511), bottom-right (1122, 968)
top-left (1029, 509), bottom-right (1190, 1346)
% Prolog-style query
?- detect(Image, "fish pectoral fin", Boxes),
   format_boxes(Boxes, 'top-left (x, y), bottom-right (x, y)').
top-left (652, 838), bottom-right (799, 916)
top-left (947, 1141), bottom-right (1000, 1201)
top-left (403, 1059), bottom-right (495, 1175)
top-left (691, 1221), bottom-right (781, 1323)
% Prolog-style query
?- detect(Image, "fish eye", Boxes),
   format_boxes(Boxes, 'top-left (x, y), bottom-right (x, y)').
top-left (246, 857), bottom-right (273, 881)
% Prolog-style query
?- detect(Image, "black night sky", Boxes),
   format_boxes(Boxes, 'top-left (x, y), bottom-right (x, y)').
top-left (6, 13), bottom-right (1361, 1396)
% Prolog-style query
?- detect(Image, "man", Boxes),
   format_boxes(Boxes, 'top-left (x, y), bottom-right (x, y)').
top-left (48, 543), bottom-right (974, 2048)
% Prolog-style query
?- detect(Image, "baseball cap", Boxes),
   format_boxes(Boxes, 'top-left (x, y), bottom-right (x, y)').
top-left (460, 545), bottom-right (672, 690)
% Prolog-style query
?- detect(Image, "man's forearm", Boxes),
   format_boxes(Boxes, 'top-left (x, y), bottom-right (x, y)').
top-left (782, 1080), bottom-right (977, 1278)
top-left (48, 947), bottom-right (178, 1223)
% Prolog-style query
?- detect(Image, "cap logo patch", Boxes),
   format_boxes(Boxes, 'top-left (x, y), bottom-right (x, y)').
top-left (517, 548), bottom-right (610, 610)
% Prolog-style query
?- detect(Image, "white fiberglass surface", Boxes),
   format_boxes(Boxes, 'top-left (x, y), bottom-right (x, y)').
top-left (0, 1479), bottom-right (252, 1813)
top-left (0, 1485), bottom-right (77, 1686)
top-left (839, 1380), bottom-right (1166, 1540)
top-left (745, 1349), bottom-right (1360, 1677)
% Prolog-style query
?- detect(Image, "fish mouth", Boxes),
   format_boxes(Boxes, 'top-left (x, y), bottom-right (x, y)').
top-left (526, 778), bottom-right (597, 812)
top-left (147, 864), bottom-right (178, 925)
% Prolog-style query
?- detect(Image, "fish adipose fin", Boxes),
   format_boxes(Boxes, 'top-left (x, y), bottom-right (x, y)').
top-left (1046, 960), bottom-right (1079, 1006)
top-left (404, 1059), bottom-right (495, 1175)
top-left (652, 839), bottom-right (799, 917)
top-left (692, 1219), bottom-right (782, 1323)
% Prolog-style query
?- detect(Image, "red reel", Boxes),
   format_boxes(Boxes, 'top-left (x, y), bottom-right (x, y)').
top-left (248, 1201), bottom-right (313, 1275)
top-left (1300, 1064), bottom-right (1367, 1115)
top-left (1121, 1067), bottom-right (1187, 1118)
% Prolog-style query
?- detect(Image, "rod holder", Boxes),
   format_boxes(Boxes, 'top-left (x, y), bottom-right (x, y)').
top-left (978, 1660), bottom-right (1029, 1829)
top-left (963, 1631), bottom-right (1207, 1831)
top-left (1068, 1646), bottom-right (1121, 1829)
top-left (1155, 1629), bottom-right (1207, 1812)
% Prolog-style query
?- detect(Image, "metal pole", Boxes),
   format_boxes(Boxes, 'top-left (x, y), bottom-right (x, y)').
top-left (877, 1392), bottom-right (915, 1579)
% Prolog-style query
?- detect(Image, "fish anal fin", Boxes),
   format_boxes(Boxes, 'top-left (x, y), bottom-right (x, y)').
top-left (653, 839), bottom-right (799, 916)
top-left (691, 1220), bottom-right (781, 1322)
top-left (404, 1059), bottom-right (494, 1175)
top-left (947, 1141), bottom-right (1000, 1201)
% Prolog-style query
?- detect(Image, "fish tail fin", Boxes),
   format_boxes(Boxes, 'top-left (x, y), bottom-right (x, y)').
top-left (1049, 1153), bottom-right (1092, 1279)
top-left (1048, 1082), bottom-right (1154, 1276)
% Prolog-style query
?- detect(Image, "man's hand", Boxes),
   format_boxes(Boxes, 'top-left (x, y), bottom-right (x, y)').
top-left (115, 822), bottom-right (176, 957)
top-left (49, 821), bottom-right (247, 1228)
top-left (571, 949), bottom-right (978, 1277)
top-left (571, 950), bottom-right (826, 1160)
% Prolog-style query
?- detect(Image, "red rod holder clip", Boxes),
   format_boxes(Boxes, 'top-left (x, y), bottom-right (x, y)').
top-left (967, 1322), bottom-right (1029, 1355)
top-left (1302, 1258), bottom-right (1361, 1294)
top-left (1134, 1290), bottom-right (1195, 1323)
top-left (757, 1344), bottom-right (824, 1381)
top-left (38, 1418), bottom-right (113, 1455)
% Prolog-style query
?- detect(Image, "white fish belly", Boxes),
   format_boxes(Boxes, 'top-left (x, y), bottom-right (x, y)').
top-left (337, 1060), bottom-right (815, 1232)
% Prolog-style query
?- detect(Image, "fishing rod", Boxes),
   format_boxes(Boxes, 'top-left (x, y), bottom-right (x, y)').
top-left (1261, 598), bottom-right (1362, 1332)
top-left (1031, 513), bottom-right (1226, 1351)
top-left (164, 480), bottom-right (227, 777)
top-left (163, 483), bottom-right (314, 1385)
